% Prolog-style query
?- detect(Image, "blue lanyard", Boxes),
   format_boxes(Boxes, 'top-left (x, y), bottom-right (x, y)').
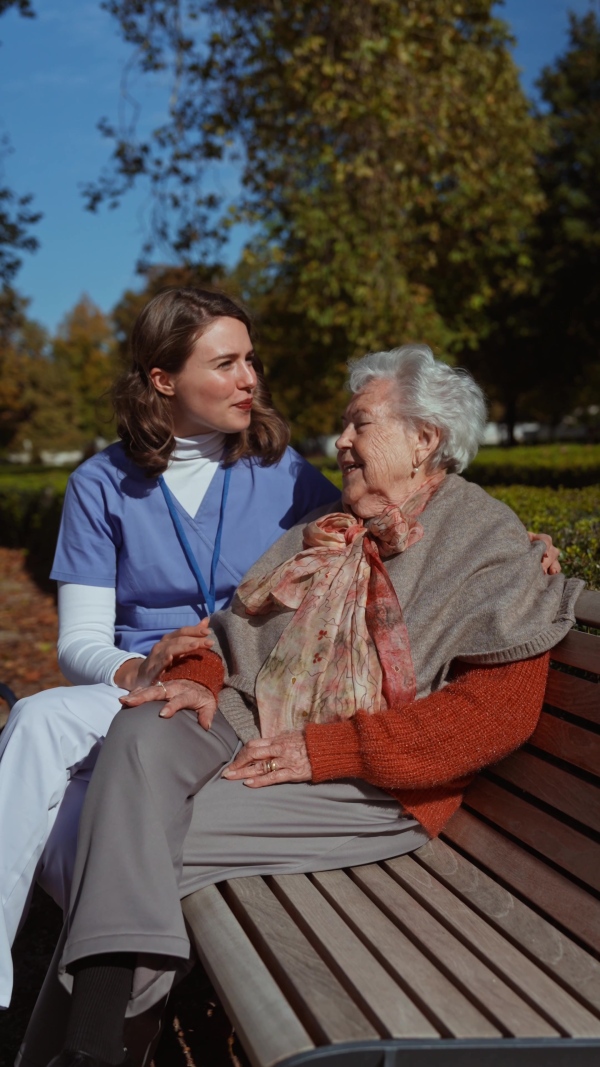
top-left (158, 465), bottom-right (232, 615)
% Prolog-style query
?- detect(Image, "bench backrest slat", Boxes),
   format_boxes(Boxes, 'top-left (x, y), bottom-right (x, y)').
top-left (550, 630), bottom-right (600, 674)
top-left (529, 712), bottom-right (600, 777)
top-left (490, 749), bottom-right (600, 833)
top-left (545, 669), bottom-right (599, 724)
top-left (464, 777), bottom-right (600, 893)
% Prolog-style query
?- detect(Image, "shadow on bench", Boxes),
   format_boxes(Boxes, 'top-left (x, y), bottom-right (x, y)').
top-left (182, 588), bottom-right (600, 1067)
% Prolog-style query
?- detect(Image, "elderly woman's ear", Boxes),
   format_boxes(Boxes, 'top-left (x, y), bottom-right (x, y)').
top-left (413, 424), bottom-right (441, 472)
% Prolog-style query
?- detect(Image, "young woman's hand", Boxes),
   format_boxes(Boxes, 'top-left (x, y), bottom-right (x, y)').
top-left (114, 619), bottom-right (214, 691)
top-left (528, 532), bottom-right (561, 575)
top-left (119, 679), bottom-right (217, 730)
top-left (222, 731), bottom-right (312, 786)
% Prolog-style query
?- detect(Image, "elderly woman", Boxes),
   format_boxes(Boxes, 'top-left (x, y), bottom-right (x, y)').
top-left (36, 345), bottom-right (581, 1067)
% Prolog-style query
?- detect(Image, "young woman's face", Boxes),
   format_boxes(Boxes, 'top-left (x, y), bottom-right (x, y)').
top-left (151, 317), bottom-right (257, 437)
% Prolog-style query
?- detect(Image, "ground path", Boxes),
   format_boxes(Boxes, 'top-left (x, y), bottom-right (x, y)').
top-left (0, 547), bottom-right (248, 1067)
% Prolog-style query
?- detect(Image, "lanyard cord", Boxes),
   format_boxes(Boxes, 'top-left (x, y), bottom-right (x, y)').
top-left (158, 465), bottom-right (232, 616)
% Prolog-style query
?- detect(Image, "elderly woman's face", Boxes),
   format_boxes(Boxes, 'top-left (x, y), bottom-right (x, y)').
top-left (336, 379), bottom-right (421, 517)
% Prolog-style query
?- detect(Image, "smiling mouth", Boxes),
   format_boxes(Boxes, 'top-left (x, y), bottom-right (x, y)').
top-left (234, 400), bottom-right (253, 410)
top-left (339, 459), bottom-right (363, 475)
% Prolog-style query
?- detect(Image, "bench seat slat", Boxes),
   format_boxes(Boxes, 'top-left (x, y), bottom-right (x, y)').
top-left (551, 630), bottom-right (600, 675)
top-left (545, 668), bottom-right (600, 725)
top-left (182, 884), bottom-right (314, 1067)
top-left (530, 712), bottom-right (600, 778)
top-left (311, 868), bottom-right (500, 1039)
top-left (350, 864), bottom-right (558, 1038)
top-left (383, 854), bottom-right (600, 1037)
top-left (444, 809), bottom-right (600, 954)
top-left (224, 876), bottom-right (379, 1044)
top-left (489, 749), bottom-right (600, 832)
top-left (270, 873), bottom-right (437, 1039)
top-left (465, 778), bottom-right (600, 892)
top-left (413, 838), bottom-right (600, 1015)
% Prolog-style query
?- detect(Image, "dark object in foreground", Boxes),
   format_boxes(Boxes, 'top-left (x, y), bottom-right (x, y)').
top-left (182, 588), bottom-right (600, 1067)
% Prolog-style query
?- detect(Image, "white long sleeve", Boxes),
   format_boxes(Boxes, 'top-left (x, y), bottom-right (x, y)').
top-left (57, 583), bottom-right (144, 687)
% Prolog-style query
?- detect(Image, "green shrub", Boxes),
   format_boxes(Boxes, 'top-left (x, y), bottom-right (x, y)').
top-left (465, 444), bottom-right (600, 488)
top-left (0, 470), bottom-right (69, 587)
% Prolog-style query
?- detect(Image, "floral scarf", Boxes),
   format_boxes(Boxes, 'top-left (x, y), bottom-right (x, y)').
top-left (237, 471), bottom-right (446, 738)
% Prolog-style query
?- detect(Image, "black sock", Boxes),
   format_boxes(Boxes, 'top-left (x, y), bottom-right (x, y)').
top-left (65, 953), bottom-right (135, 1065)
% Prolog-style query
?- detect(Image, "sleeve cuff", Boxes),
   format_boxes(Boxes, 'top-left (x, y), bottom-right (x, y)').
top-left (161, 651), bottom-right (225, 701)
top-left (305, 719), bottom-right (365, 782)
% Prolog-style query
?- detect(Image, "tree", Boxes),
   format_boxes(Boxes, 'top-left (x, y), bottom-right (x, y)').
top-left (90, 0), bottom-right (544, 436)
top-left (0, 1), bottom-right (40, 287)
top-left (533, 10), bottom-right (600, 426)
top-left (51, 297), bottom-right (120, 442)
top-left (467, 10), bottom-right (600, 442)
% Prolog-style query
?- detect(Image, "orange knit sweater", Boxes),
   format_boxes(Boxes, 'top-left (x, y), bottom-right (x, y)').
top-left (305, 653), bottom-right (549, 837)
top-left (163, 649), bottom-right (549, 840)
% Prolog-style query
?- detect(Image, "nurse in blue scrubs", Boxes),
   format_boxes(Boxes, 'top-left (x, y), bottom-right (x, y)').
top-left (0, 287), bottom-right (339, 1010)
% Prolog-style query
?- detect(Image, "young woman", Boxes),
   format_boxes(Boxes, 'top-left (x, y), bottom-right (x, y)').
top-left (0, 287), bottom-right (339, 1011)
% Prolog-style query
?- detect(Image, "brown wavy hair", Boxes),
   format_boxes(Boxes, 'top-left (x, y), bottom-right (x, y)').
top-left (112, 287), bottom-right (290, 476)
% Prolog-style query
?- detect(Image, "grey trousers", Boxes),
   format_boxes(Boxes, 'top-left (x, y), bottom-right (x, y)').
top-left (19, 702), bottom-right (427, 1062)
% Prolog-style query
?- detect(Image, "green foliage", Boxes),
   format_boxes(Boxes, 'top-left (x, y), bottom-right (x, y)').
top-left (93, 0), bottom-right (545, 437)
top-left (0, 469), bottom-right (67, 586)
top-left (465, 444), bottom-right (600, 488)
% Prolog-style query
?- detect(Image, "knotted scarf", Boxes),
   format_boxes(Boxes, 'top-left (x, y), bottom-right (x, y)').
top-left (237, 471), bottom-right (446, 737)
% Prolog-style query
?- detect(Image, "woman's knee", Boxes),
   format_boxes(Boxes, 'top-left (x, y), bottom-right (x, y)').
top-left (104, 702), bottom-right (192, 762)
top-left (3, 687), bottom-right (73, 739)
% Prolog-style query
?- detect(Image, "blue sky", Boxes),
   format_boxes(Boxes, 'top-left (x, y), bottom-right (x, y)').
top-left (0, 0), bottom-right (597, 334)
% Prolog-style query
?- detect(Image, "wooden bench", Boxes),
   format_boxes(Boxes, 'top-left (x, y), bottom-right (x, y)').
top-left (182, 587), bottom-right (600, 1067)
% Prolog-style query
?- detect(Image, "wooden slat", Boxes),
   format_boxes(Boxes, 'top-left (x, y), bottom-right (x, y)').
top-left (350, 863), bottom-right (558, 1038)
top-left (465, 777), bottom-right (600, 892)
top-left (312, 868), bottom-right (500, 1040)
top-left (551, 629), bottom-right (600, 674)
top-left (545, 668), bottom-right (600, 725)
top-left (444, 809), bottom-right (600, 954)
top-left (182, 884), bottom-right (314, 1067)
top-left (384, 854), bottom-right (600, 1038)
top-left (271, 873), bottom-right (437, 1038)
top-left (575, 589), bottom-right (600, 629)
top-left (491, 749), bottom-right (600, 832)
top-left (530, 712), bottom-right (600, 777)
top-left (224, 876), bottom-right (378, 1044)
top-left (413, 837), bottom-right (600, 1015)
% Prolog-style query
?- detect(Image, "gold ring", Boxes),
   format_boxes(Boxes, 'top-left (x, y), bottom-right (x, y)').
top-left (157, 680), bottom-right (168, 699)
top-left (267, 759), bottom-right (277, 773)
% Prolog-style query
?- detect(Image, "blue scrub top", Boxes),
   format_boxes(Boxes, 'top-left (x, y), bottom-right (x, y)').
top-left (51, 443), bottom-right (340, 656)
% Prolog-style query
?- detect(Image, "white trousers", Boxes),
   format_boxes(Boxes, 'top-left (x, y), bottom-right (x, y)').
top-left (0, 683), bottom-right (124, 1009)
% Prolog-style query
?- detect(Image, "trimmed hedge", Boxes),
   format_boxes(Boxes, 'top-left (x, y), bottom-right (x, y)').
top-left (0, 469), bottom-right (69, 588)
top-left (465, 444), bottom-right (600, 488)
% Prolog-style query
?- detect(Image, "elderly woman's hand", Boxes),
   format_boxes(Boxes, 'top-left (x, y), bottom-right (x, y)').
top-left (528, 531), bottom-right (561, 575)
top-left (222, 731), bottom-right (312, 787)
top-left (114, 619), bottom-right (214, 692)
top-left (119, 679), bottom-right (217, 731)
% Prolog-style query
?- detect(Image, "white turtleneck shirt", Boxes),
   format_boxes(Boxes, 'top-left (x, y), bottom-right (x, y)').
top-left (57, 433), bottom-right (227, 686)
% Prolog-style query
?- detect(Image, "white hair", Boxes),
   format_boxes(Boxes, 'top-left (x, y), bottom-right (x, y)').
top-left (348, 344), bottom-right (487, 473)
